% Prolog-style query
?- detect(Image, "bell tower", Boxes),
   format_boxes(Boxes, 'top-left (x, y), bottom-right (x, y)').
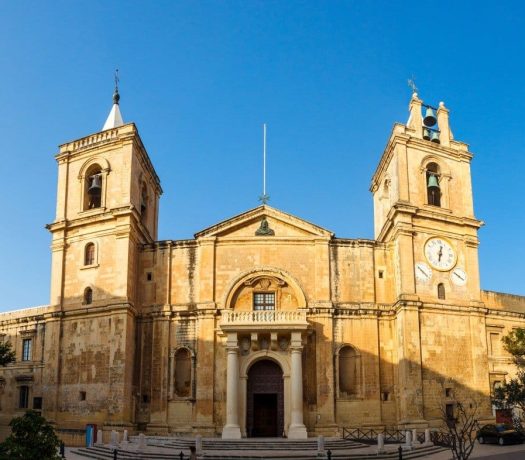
top-left (44, 86), bottom-right (162, 429)
top-left (370, 92), bottom-right (483, 305)
top-left (47, 87), bottom-right (162, 310)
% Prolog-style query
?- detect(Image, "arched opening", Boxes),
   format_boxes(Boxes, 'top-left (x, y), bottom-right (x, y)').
top-left (338, 345), bottom-right (362, 398)
top-left (84, 164), bottom-right (103, 210)
top-left (84, 243), bottom-right (95, 266)
top-left (174, 348), bottom-right (192, 397)
top-left (246, 359), bottom-right (284, 437)
top-left (140, 184), bottom-right (148, 224)
top-left (426, 162), bottom-right (441, 207)
top-left (83, 287), bottom-right (93, 305)
top-left (438, 283), bottom-right (446, 300)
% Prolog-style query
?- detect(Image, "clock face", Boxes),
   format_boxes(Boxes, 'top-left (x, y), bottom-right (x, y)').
top-left (424, 237), bottom-right (456, 271)
top-left (450, 268), bottom-right (467, 286)
top-left (415, 262), bottom-right (432, 282)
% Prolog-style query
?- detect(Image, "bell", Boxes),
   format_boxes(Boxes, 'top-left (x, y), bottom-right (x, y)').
top-left (430, 130), bottom-right (441, 144)
top-left (423, 128), bottom-right (431, 141)
top-left (88, 174), bottom-right (101, 196)
top-left (423, 107), bottom-right (437, 127)
top-left (427, 174), bottom-right (439, 189)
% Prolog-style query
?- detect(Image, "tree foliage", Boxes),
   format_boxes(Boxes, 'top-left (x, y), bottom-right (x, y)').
top-left (0, 411), bottom-right (61, 460)
top-left (493, 327), bottom-right (525, 421)
top-left (0, 341), bottom-right (15, 367)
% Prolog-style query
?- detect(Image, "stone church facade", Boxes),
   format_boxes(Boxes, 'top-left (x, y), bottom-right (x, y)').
top-left (0, 92), bottom-right (524, 441)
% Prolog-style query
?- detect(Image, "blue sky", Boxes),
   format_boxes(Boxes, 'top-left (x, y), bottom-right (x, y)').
top-left (0, 1), bottom-right (524, 310)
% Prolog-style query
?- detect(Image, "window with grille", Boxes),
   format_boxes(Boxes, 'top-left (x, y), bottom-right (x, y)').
top-left (253, 292), bottom-right (275, 311)
top-left (22, 339), bottom-right (32, 361)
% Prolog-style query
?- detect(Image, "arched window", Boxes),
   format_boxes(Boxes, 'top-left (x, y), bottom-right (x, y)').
top-left (140, 185), bottom-right (148, 223)
top-left (426, 162), bottom-right (441, 207)
top-left (437, 283), bottom-right (446, 300)
top-left (338, 345), bottom-right (361, 398)
top-left (84, 243), bottom-right (95, 266)
top-left (174, 348), bottom-right (192, 397)
top-left (84, 165), bottom-right (103, 210)
top-left (83, 287), bottom-right (93, 305)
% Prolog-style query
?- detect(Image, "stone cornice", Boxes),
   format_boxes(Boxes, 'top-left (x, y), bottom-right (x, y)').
top-left (370, 123), bottom-right (472, 192)
top-left (194, 204), bottom-right (334, 239)
top-left (55, 123), bottom-right (162, 194)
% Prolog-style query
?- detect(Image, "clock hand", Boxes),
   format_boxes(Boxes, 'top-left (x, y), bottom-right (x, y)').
top-left (454, 272), bottom-right (465, 281)
top-left (417, 267), bottom-right (427, 276)
top-left (438, 246), bottom-right (443, 262)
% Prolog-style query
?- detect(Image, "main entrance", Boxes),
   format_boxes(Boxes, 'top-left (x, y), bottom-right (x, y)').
top-left (246, 360), bottom-right (284, 437)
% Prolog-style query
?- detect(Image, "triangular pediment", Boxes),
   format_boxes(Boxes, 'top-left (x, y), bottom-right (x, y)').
top-left (194, 205), bottom-right (333, 239)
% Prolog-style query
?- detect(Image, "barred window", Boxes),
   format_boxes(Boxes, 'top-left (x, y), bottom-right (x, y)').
top-left (253, 292), bottom-right (275, 311)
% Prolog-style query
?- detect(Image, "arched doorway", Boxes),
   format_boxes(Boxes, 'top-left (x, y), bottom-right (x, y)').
top-left (246, 360), bottom-right (284, 437)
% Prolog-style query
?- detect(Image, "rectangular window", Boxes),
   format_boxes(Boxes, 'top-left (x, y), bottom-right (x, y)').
top-left (445, 403), bottom-right (455, 421)
top-left (33, 397), bottom-right (42, 410)
top-left (253, 292), bottom-right (275, 311)
top-left (22, 339), bottom-right (32, 361)
top-left (19, 386), bottom-right (29, 409)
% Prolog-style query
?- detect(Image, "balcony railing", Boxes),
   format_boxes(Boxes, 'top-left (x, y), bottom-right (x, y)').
top-left (220, 310), bottom-right (308, 331)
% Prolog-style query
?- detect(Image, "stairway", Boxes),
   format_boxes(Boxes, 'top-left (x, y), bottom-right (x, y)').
top-left (72, 437), bottom-right (448, 459)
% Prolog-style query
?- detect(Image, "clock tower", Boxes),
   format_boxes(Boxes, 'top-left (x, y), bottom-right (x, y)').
top-left (370, 92), bottom-right (483, 306)
top-left (370, 93), bottom-right (486, 426)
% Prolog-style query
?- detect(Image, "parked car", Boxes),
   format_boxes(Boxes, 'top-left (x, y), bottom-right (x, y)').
top-left (477, 424), bottom-right (524, 445)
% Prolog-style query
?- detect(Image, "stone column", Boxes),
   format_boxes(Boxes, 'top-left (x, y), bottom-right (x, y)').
top-left (222, 333), bottom-right (241, 439)
top-left (288, 332), bottom-right (307, 439)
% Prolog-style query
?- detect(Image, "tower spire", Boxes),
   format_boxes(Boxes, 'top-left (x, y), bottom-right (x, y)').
top-left (102, 68), bottom-right (124, 131)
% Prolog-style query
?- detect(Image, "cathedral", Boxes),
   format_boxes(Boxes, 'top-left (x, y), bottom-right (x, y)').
top-left (0, 88), bottom-right (524, 444)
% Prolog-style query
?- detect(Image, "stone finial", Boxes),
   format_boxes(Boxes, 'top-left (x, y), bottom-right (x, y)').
top-left (437, 101), bottom-right (451, 146)
top-left (407, 93), bottom-right (423, 137)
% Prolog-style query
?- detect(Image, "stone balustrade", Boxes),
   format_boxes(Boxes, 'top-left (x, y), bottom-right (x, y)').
top-left (220, 310), bottom-right (308, 331)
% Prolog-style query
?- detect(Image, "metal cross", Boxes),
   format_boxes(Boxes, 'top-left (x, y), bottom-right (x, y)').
top-left (407, 76), bottom-right (418, 94)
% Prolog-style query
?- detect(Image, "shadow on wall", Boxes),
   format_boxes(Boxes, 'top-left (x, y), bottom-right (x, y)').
top-left (0, 294), bottom-right (498, 442)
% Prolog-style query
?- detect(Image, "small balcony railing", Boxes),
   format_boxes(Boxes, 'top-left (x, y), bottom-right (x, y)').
top-left (220, 310), bottom-right (308, 331)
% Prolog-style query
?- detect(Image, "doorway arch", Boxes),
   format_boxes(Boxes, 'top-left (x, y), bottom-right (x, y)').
top-left (246, 359), bottom-right (284, 437)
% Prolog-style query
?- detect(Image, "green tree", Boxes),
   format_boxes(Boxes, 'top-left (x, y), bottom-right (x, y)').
top-left (493, 327), bottom-right (525, 424)
top-left (0, 341), bottom-right (16, 366)
top-left (0, 411), bottom-right (61, 460)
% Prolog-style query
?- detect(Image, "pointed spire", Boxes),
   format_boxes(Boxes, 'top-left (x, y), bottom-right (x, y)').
top-left (102, 69), bottom-right (124, 130)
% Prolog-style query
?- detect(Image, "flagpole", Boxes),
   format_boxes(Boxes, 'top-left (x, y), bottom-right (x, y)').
top-left (263, 123), bottom-right (267, 197)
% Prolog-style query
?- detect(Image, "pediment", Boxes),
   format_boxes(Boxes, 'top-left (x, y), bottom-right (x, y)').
top-left (194, 205), bottom-right (333, 239)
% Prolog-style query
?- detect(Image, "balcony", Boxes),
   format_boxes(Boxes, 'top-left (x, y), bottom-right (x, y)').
top-left (220, 310), bottom-right (308, 332)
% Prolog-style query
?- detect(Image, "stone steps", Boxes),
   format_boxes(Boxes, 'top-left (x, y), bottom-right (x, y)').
top-left (72, 443), bottom-right (448, 460)
top-left (155, 438), bottom-right (366, 451)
